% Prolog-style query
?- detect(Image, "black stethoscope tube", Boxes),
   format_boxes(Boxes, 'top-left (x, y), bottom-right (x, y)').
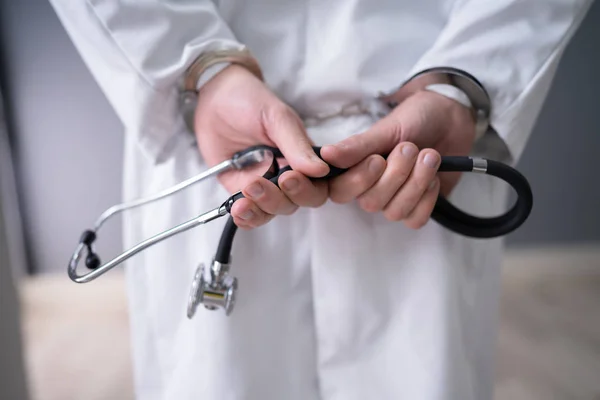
top-left (216, 218), bottom-right (238, 264)
top-left (214, 146), bottom-right (533, 264)
top-left (433, 157), bottom-right (533, 238)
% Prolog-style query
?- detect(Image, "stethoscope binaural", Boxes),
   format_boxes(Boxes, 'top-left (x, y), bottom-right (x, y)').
top-left (68, 145), bottom-right (533, 318)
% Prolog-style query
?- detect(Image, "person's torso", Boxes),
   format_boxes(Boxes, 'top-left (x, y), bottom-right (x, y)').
top-left (215, 0), bottom-right (458, 119)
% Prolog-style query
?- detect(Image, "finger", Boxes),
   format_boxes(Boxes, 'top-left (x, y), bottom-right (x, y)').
top-left (328, 154), bottom-right (386, 204)
top-left (357, 142), bottom-right (419, 213)
top-left (217, 170), bottom-right (256, 196)
top-left (241, 177), bottom-right (298, 216)
top-left (230, 198), bottom-right (275, 230)
top-left (278, 170), bottom-right (329, 208)
top-left (262, 102), bottom-right (330, 177)
top-left (320, 113), bottom-right (402, 168)
top-left (403, 177), bottom-right (440, 230)
top-left (383, 149), bottom-right (440, 222)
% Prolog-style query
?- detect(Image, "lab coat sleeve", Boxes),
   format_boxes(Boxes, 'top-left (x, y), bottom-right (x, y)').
top-left (48, 0), bottom-right (242, 163)
top-left (407, 0), bottom-right (594, 164)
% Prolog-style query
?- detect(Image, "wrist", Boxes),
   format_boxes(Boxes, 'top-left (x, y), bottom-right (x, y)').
top-left (184, 45), bottom-right (263, 93)
top-left (380, 67), bottom-right (491, 141)
top-left (196, 62), bottom-right (233, 92)
top-left (181, 46), bottom-right (264, 133)
top-left (423, 83), bottom-right (472, 110)
top-left (379, 73), bottom-right (451, 106)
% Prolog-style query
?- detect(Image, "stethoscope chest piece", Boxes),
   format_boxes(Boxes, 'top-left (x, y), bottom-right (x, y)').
top-left (187, 259), bottom-right (238, 319)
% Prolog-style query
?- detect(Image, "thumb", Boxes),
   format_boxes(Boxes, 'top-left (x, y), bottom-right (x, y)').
top-left (320, 116), bottom-right (400, 168)
top-left (262, 102), bottom-right (330, 177)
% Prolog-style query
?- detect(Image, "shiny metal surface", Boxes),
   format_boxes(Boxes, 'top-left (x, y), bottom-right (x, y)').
top-left (232, 148), bottom-right (272, 169)
top-left (94, 159), bottom-right (234, 231)
top-left (380, 67), bottom-right (492, 140)
top-left (68, 150), bottom-right (272, 285)
top-left (223, 276), bottom-right (238, 316)
top-left (210, 260), bottom-right (230, 285)
top-left (69, 206), bottom-right (227, 283)
top-left (187, 264), bottom-right (205, 319)
top-left (472, 158), bottom-right (488, 173)
top-left (186, 259), bottom-right (237, 318)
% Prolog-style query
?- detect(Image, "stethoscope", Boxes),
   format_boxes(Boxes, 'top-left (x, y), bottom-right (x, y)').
top-left (68, 145), bottom-right (533, 318)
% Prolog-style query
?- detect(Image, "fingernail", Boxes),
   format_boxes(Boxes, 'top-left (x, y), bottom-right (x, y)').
top-left (308, 152), bottom-right (319, 161)
top-left (246, 183), bottom-right (264, 198)
top-left (369, 157), bottom-right (384, 173)
top-left (423, 153), bottom-right (439, 168)
top-left (281, 178), bottom-right (299, 192)
top-left (306, 153), bottom-right (327, 167)
top-left (428, 179), bottom-right (438, 191)
top-left (401, 144), bottom-right (417, 158)
top-left (240, 209), bottom-right (255, 220)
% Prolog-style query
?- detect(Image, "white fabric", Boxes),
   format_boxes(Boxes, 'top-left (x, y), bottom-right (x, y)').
top-left (195, 62), bottom-right (232, 91)
top-left (48, 1), bottom-right (593, 399)
top-left (425, 83), bottom-right (472, 109)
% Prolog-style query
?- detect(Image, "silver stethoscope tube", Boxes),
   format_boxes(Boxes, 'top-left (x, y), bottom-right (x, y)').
top-left (68, 205), bottom-right (227, 283)
top-left (93, 159), bottom-right (234, 231)
top-left (68, 148), bottom-right (273, 284)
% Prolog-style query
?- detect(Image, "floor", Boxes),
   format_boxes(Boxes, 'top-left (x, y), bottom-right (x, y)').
top-left (493, 245), bottom-right (600, 400)
top-left (18, 244), bottom-right (600, 400)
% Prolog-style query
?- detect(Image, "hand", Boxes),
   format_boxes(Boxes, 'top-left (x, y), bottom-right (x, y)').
top-left (194, 65), bottom-right (330, 229)
top-left (320, 88), bottom-right (476, 229)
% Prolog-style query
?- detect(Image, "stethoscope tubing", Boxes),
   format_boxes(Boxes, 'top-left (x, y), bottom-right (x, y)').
top-left (68, 144), bottom-right (533, 283)
top-left (433, 157), bottom-right (533, 238)
top-left (213, 145), bottom-right (533, 264)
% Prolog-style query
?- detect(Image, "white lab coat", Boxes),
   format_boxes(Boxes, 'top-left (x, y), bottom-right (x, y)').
top-left (49, 1), bottom-right (592, 399)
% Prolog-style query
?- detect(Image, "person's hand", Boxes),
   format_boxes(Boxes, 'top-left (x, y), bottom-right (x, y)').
top-left (194, 65), bottom-right (330, 229)
top-left (320, 88), bottom-right (477, 229)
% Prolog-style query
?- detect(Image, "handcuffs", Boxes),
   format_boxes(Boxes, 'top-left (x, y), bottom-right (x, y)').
top-left (67, 48), bottom-right (534, 318)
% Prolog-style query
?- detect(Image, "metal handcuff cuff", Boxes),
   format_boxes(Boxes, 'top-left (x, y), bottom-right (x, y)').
top-left (67, 54), bottom-right (534, 319)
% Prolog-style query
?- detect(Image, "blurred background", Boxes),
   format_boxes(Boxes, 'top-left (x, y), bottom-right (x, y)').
top-left (0, 1), bottom-right (599, 399)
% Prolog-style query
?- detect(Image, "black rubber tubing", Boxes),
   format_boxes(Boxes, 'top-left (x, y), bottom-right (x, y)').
top-left (215, 151), bottom-right (282, 264)
top-left (215, 217), bottom-right (237, 264)
top-left (432, 157), bottom-right (533, 238)
top-left (221, 145), bottom-right (533, 244)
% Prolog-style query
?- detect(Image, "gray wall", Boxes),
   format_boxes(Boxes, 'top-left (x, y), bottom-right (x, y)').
top-left (507, 3), bottom-right (600, 247)
top-left (0, 0), bottom-right (599, 274)
top-left (0, 193), bottom-right (30, 400)
top-left (0, 0), bottom-right (124, 274)
top-left (1, 79), bottom-right (28, 279)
